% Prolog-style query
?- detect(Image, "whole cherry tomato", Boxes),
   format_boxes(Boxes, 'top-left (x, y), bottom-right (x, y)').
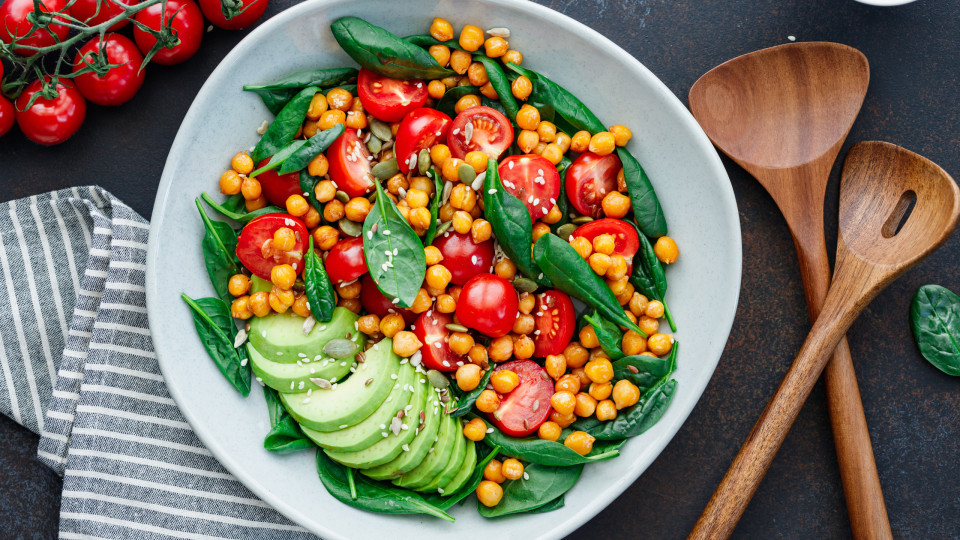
top-left (133, 0), bottom-right (204, 66)
top-left (70, 0), bottom-right (136, 30)
top-left (394, 107), bottom-right (451, 174)
top-left (324, 236), bottom-right (367, 284)
top-left (15, 78), bottom-right (86, 145)
top-left (198, 0), bottom-right (268, 30)
top-left (73, 34), bottom-right (146, 107)
top-left (236, 213), bottom-right (308, 280)
top-left (499, 155), bottom-right (562, 222)
top-left (254, 159), bottom-right (301, 207)
top-left (486, 360), bottom-right (553, 437)
top-left (430, 231), bottom-right (494, 285)
top-left (0, 0), bottom-right (71, 55)
top-left (357, 69), bottom-right (429, 123)
top-left (456, 274), bottom-right (518, 337)
top-left (359, 274), bottom-right (416, 324)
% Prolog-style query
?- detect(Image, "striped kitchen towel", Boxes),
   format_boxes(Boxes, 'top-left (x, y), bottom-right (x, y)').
top-left (0, 186), bottom-right (315, 539)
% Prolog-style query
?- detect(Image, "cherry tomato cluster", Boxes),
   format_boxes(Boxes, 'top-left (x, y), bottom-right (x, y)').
top-left (0, 0), bottom-right (270, 144)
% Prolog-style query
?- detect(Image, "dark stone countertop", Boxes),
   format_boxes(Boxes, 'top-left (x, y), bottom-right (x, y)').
top-left (1, 0), bottom-right (958, 538)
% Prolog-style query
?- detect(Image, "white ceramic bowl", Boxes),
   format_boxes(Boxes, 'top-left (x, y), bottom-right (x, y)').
top-left (146, 0), bottom-right (741, 538)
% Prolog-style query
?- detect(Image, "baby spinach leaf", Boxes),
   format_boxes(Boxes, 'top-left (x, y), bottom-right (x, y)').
top-left (584, 311), bottom-right (626, 358)
top-left (316, 451), bottom-right (454, 521)
top-left (482, 158), bottom-right (550, 286)
top-left (477, 462), bottom-right (583, 518)
top-left (279, 123), bottom-right (345, 175)
top-left (614, 354), bottom-right (673, 393)
top-left (450, 363), bottom-right (495, 418)
top-left (910, 284), bottom-right (960, 376)
top-left (473, 55), bottom-right (519, 121)
top-left (469, 415), bottom-right (623, 466)
top-left (304, 235), bottom-right (337, 323)
top-left (630, 229), bottom-right (676, 331)
top-left (181, 294), bottom-right (250, 396)
top-left (532, 233), bottom-right (642, 335)
top-left (435, 86), bottom-right (479, 118)
top-left (331, 17), bottom-right (453, 80)
top-left (529, 496), bottom-right (565, 513)
top-left (506, 63), bottom-right (604, 134)
top-left (244, 68), bottom-right (357, 115)
top-left (300, 170), bottom-right (324, 213)
top-left (423, 445), bottom-right (502, 510)
top-left (481, 96), bottom-right (508, 117)
top-left (362, 180), bottom-right (427, 307)
top-left (200, 192), bottom-right (284, 223)
top-left (618, 147), bottom-right (668, 238)
top-left (402, 34), bottom-right (462, 51)
top-left (195, 199), bottom-right (241, 305)
top-left (263, 386), bottom-right (315, 453)
top-left (250, 140), bottom-right (307, 177)
top-left (251, 85), bottom-right (319, 163)
top-left (422, 170), bottom-right (444, 246)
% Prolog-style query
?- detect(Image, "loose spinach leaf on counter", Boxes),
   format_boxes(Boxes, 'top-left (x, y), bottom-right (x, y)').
top-left (278, 123), bottom-right (345, 175)
top-left (304, 235), bottom-right (337, 323)
top-left (422, 445), bottom-right (502, 510)
top-left (473, 55), bottom-right (519, 121)
top-left (483, 158), bottom-right (551, 287)
top-left (331, 17), bottom-right (453, 80)
top-left (910, 284), bottom-right (960, 376)
top-left (630, 228), bottom-right (677, 331)
top-left (434, 86), bottom-right (479, 118)
top-left (243, 68), bottom-right (357, 115)
top-left (316, 451), bottom-right (454, 521)
top-left (251, 85), bottom-right (320, 163)
top-left (196, 199), bottom-right (241, 305)
top-left (422, 169), bottom-right (444, 246)
top-left (584, 311), bottom-right (626, 358)
top-left (200, 192), bottom-right (284, 223)
top-left (181, 294), bottom-right (251, 396)
top-left (263, 386), bottom-right (315, 453)
top-left (477, 462), bottom-right (583, 518)
top-left (469, 415), bottom-right (624, 466)
top-left (362, 180), bottom-right (427, 307)
top-left (450, 363), bottom-right (495, 418)
top-left (573, 344), bottom-right (678, 440)
top-left (533, 233), bottom-right (642, 335)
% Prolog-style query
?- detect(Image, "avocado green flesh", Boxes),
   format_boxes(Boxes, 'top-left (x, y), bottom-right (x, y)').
top-left (281, 339), bottom-right (398, 431)
top-left (248, 344), bottom-right (353, 393)
top-left (250, 275), bottom-right (272, 294)
top-left (419, 416), bottom-right (467, 493)
top-left (249, 307), bottom-right (362, 364)
top-left (361, 382), bottom-right (442, 480)
top-left (393, 411), bottom-right (458, 490)
top-left (324, 369), bottom-right (429, 469)
top-left (302, 362), bottom-right (415, 452)
top-left (439, 438), bottom-right (476, 495)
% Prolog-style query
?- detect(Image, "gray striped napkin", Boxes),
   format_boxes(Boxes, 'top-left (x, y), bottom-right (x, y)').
top-left (0, 187), bottom-right (314, 539)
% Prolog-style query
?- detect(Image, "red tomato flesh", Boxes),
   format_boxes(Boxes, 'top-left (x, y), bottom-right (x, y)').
top-left (456, 274), bottom-right (518, 338)
top-left (571, 218), bottom-right (640, 271)
top-left (73, 34), bottom-right (145, 107)
top-left (357, 69), bottom-right (429, 123)
top-left (447, 106), bottom-right (514, 161)
top-left (499, 155), bottom-right (562, 222)
top-left (324, 236), bottom-right (368, 284)
top-left (431, 231), bottom-right (494, 286)
top-left (360, 274), bottom-right (416, 324)
top-left (533, 290), bottom-right (576, 357)
top-left (394, 108), bottom-right (452, 174)
top-left (236, 214), bottom-right (308, 280)
top-left (412, 310), bottom-right (468, 372)
top-left (326, 129), bottom-right (375, 198)
top-left (487, 360), bottom-right (553, 437)
top-left (254, 159), bottom-right (302, 208)
top-left (565, 152), bottom-right (622, 218)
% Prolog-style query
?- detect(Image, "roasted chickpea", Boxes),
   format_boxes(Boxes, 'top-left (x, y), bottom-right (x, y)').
top-left (314, 180), bottom-right (336, 203)
top-left (550, 391), bottom-right (577, 416)
top-left (570, 236), bottom-right (593, 258)
top-left (630, 293), bottom-right (650, 317)
top-left (612, 379), bottom-right (641, 409)
top-left (545, 354), bottom-right (567, 380)
top-left (622, 331), bottom-right (648, 356)
top-left (379, 313), bottom-right (405, 338)
top-left (532, 222), bottom-right (551, 242)
top-left (441, 157), bottom-right (465, 182)
top-left (270, 264), bottom-right (297, 290)
top-left (291, 294), bottom-right (311, 318)
top-left (475, 389), bottom-right (501, 413)
top-left (392, 331), bottom-right (422, 357)
top-left (579, 325), bottom-right (600, 349)
top-left (645, 300), bottom-right (665, 319)
top-left (517, 130), bottom-right (540, 153)
top-left (230, 296), bottom-right (253, 319)
top-left (487, 335), bottom-right (514, 362)
top-left (550, 410), bottom-right (577, 428)
top-left (219, 170), bottom-right (242, 195)
top-left (430, 17), bottom-right (454, 41)
top-left (410, 288), bottom-right (433, 313)
top-left (476, 480), bottom-right (503, 507)
top-left (511, 75), bottom-right (532, 100)
top-left (563, 342), bottom-right (589, 368)
top-left (452, 211), bottom-right (474, 235)
top-left (602, 191), bottom-right (631, 219)
top-left (589, 131), bottom-right (616, 155)
top-left (596, 399), bottom-right (618, 421)
top-left (654, 236), bottom-right (679, 264)
top-left (540, 143), bottom-right (564, 165)
top-left (463, 417), bottom-right (487, 441)
top-left (564, 430), bottom-right (596, 456)
top-left (468, 344), bottom-right (488, 367)
top-left (588, 253), bottom-right (612, 275)
top-left (249, 291), bottom-right (271, 317)
top-left (589, 381), bottom-right (613, 401)
top-left (584, 357), bottom-right (614, 384)
top-left (325, 88), bottom-right (353, 112)
top-left (435, 294), bottom-right (457, 314)
top-left (459, 24), bottom-right (484, 51)
top-left (538, 420), bottom-right (562, 441)
top-left (456, 363), bottom-right (483, 391)
top-left (554, 132), bottom-right (572, 153)
top-left (240, 176), bottom-right (262, 201)
top-left (512, 313), bottom-right (535, 335)
top-left (513, 335), bottom-right (535, 359)
top-left (285, 194), bottom-right (309, 217)
top-left (516, 105), bottom-right (540, 131)
top-left (502, 49), bottom-right (523, 66)
top-left (490, 369), bottom-right (520, 394)
top-left (609, 124), bottom-right (633, 146)
top-left (228, 274), bottom-right (251, 297)
top-left (555, 374), bottom-right (581, 394)
top-left (647, 333), bottom-right (674, 356)
top-left (574, 392), bottom-right (598, 417)
top-left (449, 332), bottom-right (475, 357)
top-left (536, 121), bottom-right (557, 143)
top-left (319, 109), bottom-right (346, 130)
top-left (323, 199), bottom-right (345, 222)
top-left (570, 130), bottom-right (591, 153)
top-left (493, 258), bottom-right (517, 280)
top-left (245, 195), bottom-right (268, 212)
top-left (231, 152), bottom-right (254, 175)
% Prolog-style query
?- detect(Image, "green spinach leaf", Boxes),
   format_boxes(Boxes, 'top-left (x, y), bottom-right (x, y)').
top-left (477, 462), bottom-right (583, 518)
top-left (331, 17), bottom-right (452, 80)
top-left (304, 235), bottom-right (337, 322)
top-left (200, 192), bottom-right (284, 223)
top-left (469, 415), bottom-right (623, 466)
top-left (300, 170), bottom-right (324, 213)
top-left (532, 233), bottom-right (642, 335)
top-left (473, 55), bottom-right (519, 121)
top-left (529, 496), bottom-right (565, 514)
top-left (402, 34), bottom-right (462, 51)
top-left (181, 294), bottom-right (251, 396)
top-left (630, 229), bottom-right (676, 331)
top-left (277, 123), bottom-right (344, 175)
top-left (618, 147), bottom-right (668, 237)
top-left (263, 386), bottom-right (315, 453)
top-left (613, 354), bottom-right (674, 393)
top-left (911, 284), bottom-right (960, 376)
top-left (450, 364), bottom-right (495, 418)
top-left (250, 140), bottom-right (307, 177)
top-left (584, 311), bottom-right (626, 358)
top-left (243, 68), bottom-right (357, 115)
top-left (506, 63), bottom-right (605, 133)
top-left (422, 170), bottom-right (444, 246)
top-left (435, 86), bottom-right (479, 118)
top-left (251, 85), bottom-right (319, 163)
top-left (195, 199), bottom-right (241, 305)
top-left (362, 180), bottom-right (427, 307)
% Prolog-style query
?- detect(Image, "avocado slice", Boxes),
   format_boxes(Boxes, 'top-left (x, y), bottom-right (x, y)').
top-left (393, 410), bottom-right (458, 490)
top-left (324, 368), bottom-right (429, 469)
top-left (362, 378), bottom-right (443, 480)
top-left (248, 343), bottom-right (355, 393)
top-left (438, 438), bottom-right (477, 496)
top-left (419, 417), bottom-right (467, 493)
top-left (302, 361), bottom-right (416, 452)
top-left (249, 308), bottom-right (362, 364)
top-left (281, 338), bottom-right (398, 431)
top-left (250, 275), bottom-right (273, 294)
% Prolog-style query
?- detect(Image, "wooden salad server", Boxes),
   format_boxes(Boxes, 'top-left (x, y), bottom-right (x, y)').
top-left (688, 42), bottom-right (890, 539)
top-left (689, 141), bottom-right (960, 538)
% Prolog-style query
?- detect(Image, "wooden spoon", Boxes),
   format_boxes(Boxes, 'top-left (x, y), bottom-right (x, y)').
top-left (688, 42), bottom-right (889, 539)
top-left (689, 141), bottom-right (960, 538)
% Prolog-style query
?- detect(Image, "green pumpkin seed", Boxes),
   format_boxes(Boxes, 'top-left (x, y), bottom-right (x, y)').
top-left (435, 220), bottom-right (453, 237)
top-left (445, 323), bottom-right (469, 333)
top-left (335, 190), bottom-right (350, 203)
top-left (366, 135), bottom-right (382, 155)
top-left (426, 369), bottom-right (450, 390)
top-left (369, 118), bottom-right (393, 141)
top-left (417, 149), bottom-right (431, 175)
top-left (372, 159), bottom-right (400, 180)
top-left (458, 163), bottom-right (477, 184)
top-left (323, 338), bottom-right (359, 359)
top-left (513, 277), bottom-right (539, 293)
top-left (557, 223), bottom-right (578, 239)
top-left (571, 216), bottom-right (594, 225)
top-left (339, 218), bottom-right (363, 237)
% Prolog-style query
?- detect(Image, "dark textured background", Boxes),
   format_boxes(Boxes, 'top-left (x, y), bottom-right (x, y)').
top-left (2, 0), bottom-right (959, 538)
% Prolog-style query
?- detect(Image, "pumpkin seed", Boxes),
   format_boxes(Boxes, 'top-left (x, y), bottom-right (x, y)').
top-left (513, 277), bottom-right (539, 293)
top-left (445, 323), bottom-right (469, 333)
top-left (369, 118), bottom-right (393, 141)
top-left (557, 223), bottom-right (578, 239)
top-left (366, 135), bottom-right (382, 155)
top-left (323, 338), bottom-right (359, 359)
top-left (571, 216), bottom-right (594, 224)
top-left (335, 190), bottom-right (350, 203)
top-left (339, 218), bottom-right (363, 237)
top-left (372, 159), bottom-right (400, 180)
top-left (426, 369), bottom-right (450, 390)
top-left (417, 148), bottom-right (432, 175)
top-left (458, 163), bottom-right (477, 184)
top-left (435, 220), bottom-right (453, 237)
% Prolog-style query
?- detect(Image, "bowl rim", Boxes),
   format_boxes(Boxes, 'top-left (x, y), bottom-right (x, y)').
top-left (146, 0), bottom-right (742, 537)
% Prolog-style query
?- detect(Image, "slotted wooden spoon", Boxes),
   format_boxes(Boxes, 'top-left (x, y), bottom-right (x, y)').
top-left (689, 141), bottom-right (960, 538)
top-left (688, 42), bottom-right (889, 539)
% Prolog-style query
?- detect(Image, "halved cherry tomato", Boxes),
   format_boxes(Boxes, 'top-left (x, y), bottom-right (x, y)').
top-left (254, 159), bottom-right (302, 207)
top-left (73, 34), bottom-right (145, 107)
top-left (133, 0), bottom-right (204, 66)
top-left (447, 106), bottom-right (514, 161)
top-left (357, 69), bottom-right (429, 123)
top-left (565, 151), bottom-right (622, 218)
top-left (498, 155), bottom-right (561, 222)
top-left (412, 310), bottom-right (467, 372)
top-left (533, 290), bottom-right (576, 357)
top-left (198, 0), bottom-right (267, 30)
top-left (236, 213), bottom-right (308, 280)
top-left (324, 236), bottom-right (367, 284)
top-left (487, 360), bottom-right (553, 437)
top-left (395, 108), bottom-right (452, 174)
top-left (456, 274), bottom-right (518, 337)
top-left (0, 0), bottom-right (71, 55)
top-left (15, 78), bottom-right (86, 146)
top-left (70, 0), bottom-right (135, 30)
top-left (571, 218), bottom-right (640, 270)
top-left (430, 231), bottom-right (494, 285)
top-left (326, 129), bottom-right (375, 198)
top-left (360, 274), bottom-right (416, 324)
